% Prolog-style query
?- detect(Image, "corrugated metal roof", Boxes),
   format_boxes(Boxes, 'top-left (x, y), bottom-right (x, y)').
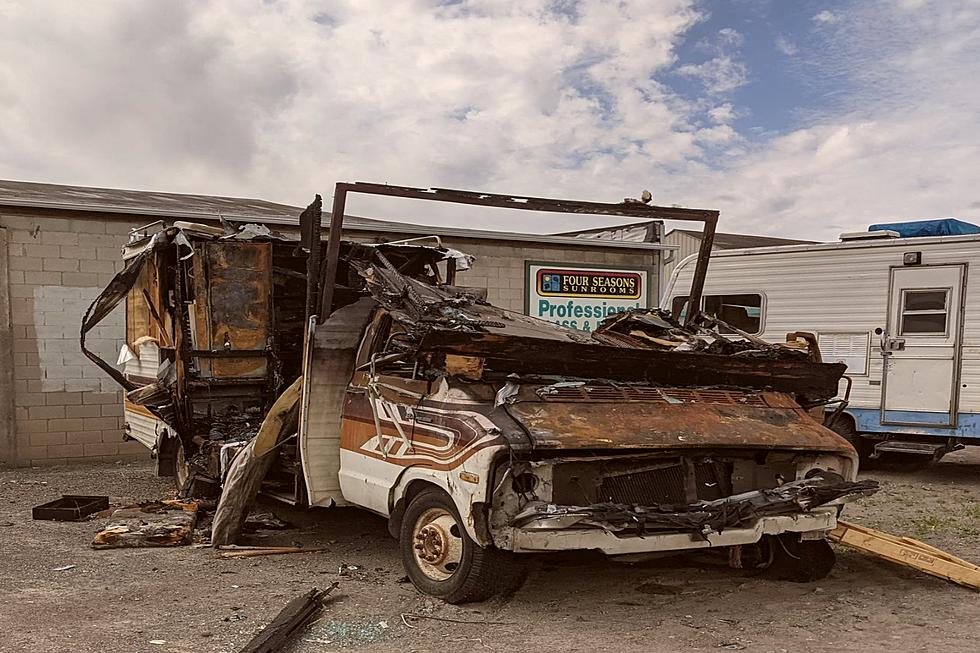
top-left (0, 179), bottom-right (674, 251)
top-left (668, 228), bottom-right (814, 249)
top-left (0, 178), bottom-right (389, 229)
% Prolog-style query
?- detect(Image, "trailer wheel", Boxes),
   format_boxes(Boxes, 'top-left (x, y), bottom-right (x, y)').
top-left (764, 534), bottom-right (836, 582)
top-left (399, 487), bottom-right (526, 603)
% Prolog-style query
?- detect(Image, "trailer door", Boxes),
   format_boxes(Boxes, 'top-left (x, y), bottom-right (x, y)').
top-left (881, 264), bottom-right (966, 428)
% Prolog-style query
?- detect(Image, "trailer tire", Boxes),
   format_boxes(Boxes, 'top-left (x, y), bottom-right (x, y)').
top-left (399, 487), bottom-right (526, 603)
top-left (828, 415), bottom-right (874, 464)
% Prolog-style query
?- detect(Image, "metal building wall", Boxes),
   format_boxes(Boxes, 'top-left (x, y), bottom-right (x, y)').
top-left (661, 230), bottom-right (702, 293)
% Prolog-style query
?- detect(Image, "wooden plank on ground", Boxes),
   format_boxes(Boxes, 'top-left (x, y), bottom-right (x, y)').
top-left (830, 521), bottom-right (980, 591)
top-left (835, 521), bottom-right (980, 571)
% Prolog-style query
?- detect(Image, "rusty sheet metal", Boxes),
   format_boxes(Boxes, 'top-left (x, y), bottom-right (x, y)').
top-left (508, 398), bottom-right (854, 454)
top-left (192, 241), bottom-right (272, 378)
top-left (536, 384), bottom-right (772, 406)
top-left (512, 476), bottom-right (878, 536)
top-left (421, 331), bottom-right (845, 400)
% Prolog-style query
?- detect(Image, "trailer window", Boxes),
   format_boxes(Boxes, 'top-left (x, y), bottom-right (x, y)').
top-left (670, 294), bottom-right (763, 335)
top-left (900, 289), bottom-right (949, 334)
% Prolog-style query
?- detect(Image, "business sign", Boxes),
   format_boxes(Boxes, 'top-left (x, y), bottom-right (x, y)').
top-left (525, 262), bottom-right (649, 332)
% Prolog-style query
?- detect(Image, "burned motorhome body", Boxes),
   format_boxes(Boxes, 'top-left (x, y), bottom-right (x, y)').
top-left (82, 184), bottom-right (877, 603)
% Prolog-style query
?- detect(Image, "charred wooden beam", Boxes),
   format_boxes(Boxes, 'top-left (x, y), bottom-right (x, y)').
top-left (237, 585), bottom-right (338, 653)
top-left (300, 195), bottom-right (323, 324)
top-left (317, 190), bottom-right (347, 320)
top-left (343, 182), bottom-right (718, 221)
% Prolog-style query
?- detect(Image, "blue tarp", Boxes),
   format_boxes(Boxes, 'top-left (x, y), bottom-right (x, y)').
top-left (869, 218), bottom-right (980, 238)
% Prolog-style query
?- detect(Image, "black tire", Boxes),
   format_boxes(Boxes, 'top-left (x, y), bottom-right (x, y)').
top-left (764, 534), bottom-right (836, 582)
top-left (827, 416), bottom-right (874, 464)
top-left (399, 487), bottom-right (526, 603)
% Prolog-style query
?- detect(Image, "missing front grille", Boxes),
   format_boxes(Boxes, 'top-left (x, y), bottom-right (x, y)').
top-left (552, 458), bottom-right (735, 507)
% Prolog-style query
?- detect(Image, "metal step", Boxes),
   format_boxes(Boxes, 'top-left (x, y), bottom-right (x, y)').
top-left (872, 440), bottom-right (947, 458)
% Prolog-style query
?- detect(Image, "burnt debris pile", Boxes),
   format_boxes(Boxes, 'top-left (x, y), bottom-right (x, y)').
top-left (592, 308), bottom-right (810, 360)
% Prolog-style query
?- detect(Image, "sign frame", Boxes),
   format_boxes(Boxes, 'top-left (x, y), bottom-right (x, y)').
top-left (523, 260), bottom-right (653, 332)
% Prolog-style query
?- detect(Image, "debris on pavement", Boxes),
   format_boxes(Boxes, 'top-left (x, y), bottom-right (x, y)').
top-left (830, 520), bottom-right (980, 590)
top-left (91, 500), bottom-right (198, 549)
top-left (237, 584), bottom-right (338, 653)
top-left (592, 308), bottom-right (811, 360)
top-left (217, 545), bottom-right (326, 559)
top-left (242, 512), bottom-right (292, 532)
top-left (338, 564), bottom-right (360, 577)
top-left (33, 495), bottom-right (109, 521)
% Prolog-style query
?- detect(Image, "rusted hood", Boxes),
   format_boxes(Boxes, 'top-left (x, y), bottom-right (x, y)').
top-left (507, 394), bottom-right (853, 455)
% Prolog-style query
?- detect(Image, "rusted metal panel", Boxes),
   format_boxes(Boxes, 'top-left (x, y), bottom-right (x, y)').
top-left (507, 399), bottom-right (854, 454)
top-left (192, 242), bottom-right (272, 378)
top-left (420, 331), bottom-right (845, 400)
top-left (536, 384), bottom-right (770, 406)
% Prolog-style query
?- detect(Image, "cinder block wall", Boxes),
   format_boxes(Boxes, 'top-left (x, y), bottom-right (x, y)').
top-left (0, 212), bottom-right (658, 466)
top-left (0, 209), bottom-right (145, 466)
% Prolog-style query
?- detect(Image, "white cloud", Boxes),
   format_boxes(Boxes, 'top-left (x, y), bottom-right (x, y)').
top-left (775, 35), bottom-right (798, 56)
top-left (812, 10), bottom-right (842, 24)
top-left (676, 56), bottom-right (748, 94)
top-left (708, 103), bottom-right (736, 124)
top-left (0, 0), bottom-right (977, 243)
top-left (0, 0), bottom-right (708, 230)
top-left (675, 27), bottom-right (747, 95)
top-left (717, 27), bottom-right (744, 47)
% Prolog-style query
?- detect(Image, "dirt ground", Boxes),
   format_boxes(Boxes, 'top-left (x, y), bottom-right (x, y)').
top-left (1, 452), bottom-right (979, 653)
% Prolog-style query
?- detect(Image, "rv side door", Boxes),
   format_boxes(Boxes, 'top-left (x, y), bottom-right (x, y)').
top-left (881, 264), bottom-right (966, 428)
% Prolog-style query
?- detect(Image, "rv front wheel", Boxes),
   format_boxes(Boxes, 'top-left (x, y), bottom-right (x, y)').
top-left (399, 487), bottom-right (526, 603)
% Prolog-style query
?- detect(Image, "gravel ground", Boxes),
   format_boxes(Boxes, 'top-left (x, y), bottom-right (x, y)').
top-left (1, 451), bottom-right (979, 653)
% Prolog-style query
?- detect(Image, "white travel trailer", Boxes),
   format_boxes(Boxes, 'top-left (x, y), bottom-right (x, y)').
top-left (662, 220), bottom-right (980, 463)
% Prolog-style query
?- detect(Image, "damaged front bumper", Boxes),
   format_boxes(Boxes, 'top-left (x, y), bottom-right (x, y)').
top-left (495, 477), bottom-right (878, 555)
top-left (510, 508), bottom-right (839, 555)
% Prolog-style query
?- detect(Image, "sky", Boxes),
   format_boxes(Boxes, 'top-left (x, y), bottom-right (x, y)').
top-left (0, 0), bottom-right (978, 240)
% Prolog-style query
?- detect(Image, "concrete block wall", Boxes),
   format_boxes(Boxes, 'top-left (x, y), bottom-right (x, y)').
top-left (0, 212), bottom-right (659, 466)
top-left (0, 209), bottom-right (146, 466)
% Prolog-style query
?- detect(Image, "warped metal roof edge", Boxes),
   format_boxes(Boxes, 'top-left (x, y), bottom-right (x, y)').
top-left (346, 220), bottom-right (677, 250)
top-left (0, 196), bottom-right (301, 222)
